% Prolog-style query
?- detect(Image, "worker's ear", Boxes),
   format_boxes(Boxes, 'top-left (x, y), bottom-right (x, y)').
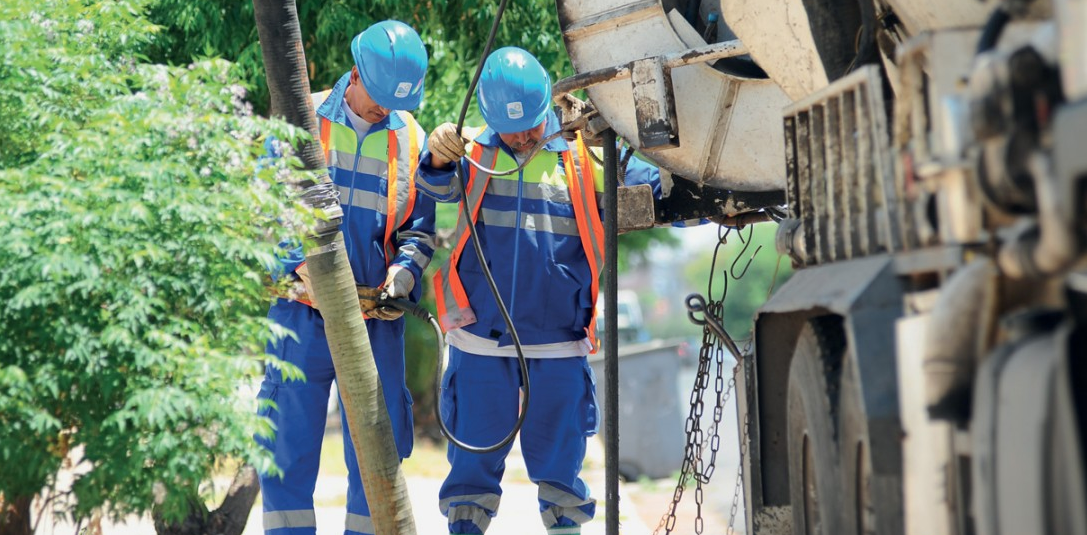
top-left (350, 65), bottom-right (360, 85)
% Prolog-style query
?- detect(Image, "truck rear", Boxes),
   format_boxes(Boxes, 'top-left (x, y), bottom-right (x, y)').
top-left (552, 0), bottom-right (1087, 534)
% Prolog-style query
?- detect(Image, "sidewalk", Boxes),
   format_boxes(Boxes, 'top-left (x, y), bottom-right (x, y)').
top-left (239, 433), bottom-right (655, 535)
top-left (33, 430), bottom-right (737, 534)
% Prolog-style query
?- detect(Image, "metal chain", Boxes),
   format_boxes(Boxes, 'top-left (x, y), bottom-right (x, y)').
top-left (654, 224), bottom-right (759, 535)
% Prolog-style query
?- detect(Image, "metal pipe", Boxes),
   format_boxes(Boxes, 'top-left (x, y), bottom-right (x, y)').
top-left (552, 39), bottom-right (749, 98)
top-left (602, 128), bottom-right (620, 535)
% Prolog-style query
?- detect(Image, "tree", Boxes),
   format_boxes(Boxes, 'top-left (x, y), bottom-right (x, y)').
top-left (144, 0), bottom-right (577, 130)
top-left (251, 0), bottom-right (416, 531)
top-left (0, 0), bottom-right (316, 532)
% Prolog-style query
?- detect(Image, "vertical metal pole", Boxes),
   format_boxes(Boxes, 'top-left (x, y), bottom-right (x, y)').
top-left (602, 128), bottom-right (620, 535)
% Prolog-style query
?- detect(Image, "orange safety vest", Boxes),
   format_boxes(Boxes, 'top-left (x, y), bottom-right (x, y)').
top-left (433, 131), bottom-right (605, 352)
top-left (312, 89), bottom-right (421, 264)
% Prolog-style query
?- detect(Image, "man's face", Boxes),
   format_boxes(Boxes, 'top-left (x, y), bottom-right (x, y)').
top-left (347, 66), bottom-right (391, 123)
top-left (498, 118), bottom-right (547, 154)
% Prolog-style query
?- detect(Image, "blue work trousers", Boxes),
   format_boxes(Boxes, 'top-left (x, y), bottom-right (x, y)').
top-left (256, 301), bottom-right (413, 535)
top-left (439, 347), bottom-right (599, 535)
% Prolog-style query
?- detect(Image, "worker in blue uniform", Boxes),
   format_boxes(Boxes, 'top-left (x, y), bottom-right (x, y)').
top-left (418, 46), bottom-right (662, 535)
top-left (255, 20), bottom-right (435, 535)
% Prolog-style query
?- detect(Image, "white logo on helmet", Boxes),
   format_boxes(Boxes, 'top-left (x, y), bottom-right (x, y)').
top-left (394, 82), bottom-right (412, 98)
top-left (506, 101), bottom-right (524, 120)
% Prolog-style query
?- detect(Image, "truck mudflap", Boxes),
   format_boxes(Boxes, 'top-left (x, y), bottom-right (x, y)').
top-left (743, 255), bottom-right (905, 535)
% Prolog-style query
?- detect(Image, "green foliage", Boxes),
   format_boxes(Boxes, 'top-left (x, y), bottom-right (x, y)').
top-left (0, 0), bottom-right (315, 523)
top-left (145, 0), bottom-right (575, 130)
top-left (631, 224), bottom-right (791, 347)
top-left (682, 223), bottom-right (793, 343)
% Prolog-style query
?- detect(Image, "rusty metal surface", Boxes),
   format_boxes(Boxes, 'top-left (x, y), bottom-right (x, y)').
top-left (616, 183), bottom-right (656, 232)
top-left (630, 56), bottom-right (680, 150)
top-left (552, 39), bottom-right (751, 98)
top-left (782, 66), bottom-right (900, 266)
top-left (555, 0), bottom-right (790, 192)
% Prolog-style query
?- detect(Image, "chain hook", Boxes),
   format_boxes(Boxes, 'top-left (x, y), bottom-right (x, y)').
top-left (729, 224), bottom-right (762, 279)
top-left (685, 293), bottom-right (743, 361)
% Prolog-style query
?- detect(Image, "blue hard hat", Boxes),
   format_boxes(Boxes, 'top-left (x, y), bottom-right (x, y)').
top-left (350, 20), bottom-right (427, 110)
top-left (477, 47), bottom-right (551, 134)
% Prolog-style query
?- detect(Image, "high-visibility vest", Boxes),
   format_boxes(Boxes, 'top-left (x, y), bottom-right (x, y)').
top-left (433, 131), bottom-right (605, 351)
top-left (312, 89), bottom-right (421, 264)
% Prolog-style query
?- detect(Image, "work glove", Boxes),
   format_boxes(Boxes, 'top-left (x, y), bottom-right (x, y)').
top-left (293, 262), bottom-right (319, 309)
top-left (369, 265), bottom-right (415, 321)
top-left (428, 122), bottom-right (469, 168)
top-left (357, 285), bottom-right (382, 316)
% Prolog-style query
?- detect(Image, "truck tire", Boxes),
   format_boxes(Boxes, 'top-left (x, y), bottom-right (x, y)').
top-left (787, 319), bottom-right (846, 535)
top-left (839, 352), bottom-right (902, 535)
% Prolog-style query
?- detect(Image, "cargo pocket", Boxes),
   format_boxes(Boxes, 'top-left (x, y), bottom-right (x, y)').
top-left (581, 360), bottom-right (600, 437)
top-left (254, 381), bottom-right (280, 450)
top-left (439, 358), bottom-right (459, 432)
top-left (399, 385), bottom-right (416, 458)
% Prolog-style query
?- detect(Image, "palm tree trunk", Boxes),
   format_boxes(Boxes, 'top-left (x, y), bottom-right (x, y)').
top-left (250, 1), bottom-right (416, 533)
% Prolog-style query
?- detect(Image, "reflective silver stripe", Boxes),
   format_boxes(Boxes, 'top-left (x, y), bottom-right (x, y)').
top-left (568, 148), bottom-right (604, 267)
top-left (539, 481), bottom-right (596, 526)
top-left (328, 151), bottom-right (388, 178)
top-left (546, 527), bottom-right (582, 535)
top-left (479, 207), bottom-right (581, 237)
top-left (434, 145), bottom-right (496, 330)
top-left (439, 492), bottom-right (501, 513)
top-left (263, 509), bottom-right (317, 530)
top-left (396, 231), bottom-right (434, 271)
top-left (345, 512), bottom-right (374, 534)
top-left (487, 177), bottom-right (572, 204)
top-left (539, 482), bottom-right (594, 507)
top-left (391, 120), bottom-right (419, 228)
top-left (416, 172), bottom-right (457, 200)
top-left (448, 504), bottom-right (495, 533)
top-left (541, 505), bottom-right (594, 527)
top-left (438, 268), bottom-right (476, 329)
top-left (335, 184), bottom-right (388, 214)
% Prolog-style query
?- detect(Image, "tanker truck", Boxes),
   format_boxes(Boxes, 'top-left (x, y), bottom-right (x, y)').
top-left (549, 0), bottom-right (1087, 534)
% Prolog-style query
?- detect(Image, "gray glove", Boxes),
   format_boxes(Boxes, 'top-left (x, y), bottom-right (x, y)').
top-left (429, 122), bottom-right (468, 168)
top-left (369, 266), bottom-right (414, 321)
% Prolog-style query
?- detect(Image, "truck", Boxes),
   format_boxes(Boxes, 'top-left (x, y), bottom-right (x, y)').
top-left (550, 0), bottom-right (1087, 534)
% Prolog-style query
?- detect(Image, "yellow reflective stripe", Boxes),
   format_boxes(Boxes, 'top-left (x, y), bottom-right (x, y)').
top-left (325, 122), bottom-right (389, 156)
top-left (488, 150), bottom-right (560, 184)
top-left (589, 147), bottom-right (605, 193)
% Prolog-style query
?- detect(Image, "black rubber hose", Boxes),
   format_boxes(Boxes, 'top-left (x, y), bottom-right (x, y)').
top-left (434, 0), bottom-right (532, 454)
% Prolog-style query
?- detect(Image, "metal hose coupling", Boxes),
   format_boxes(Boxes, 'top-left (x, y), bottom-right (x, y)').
top-left (297, 178), bottom-right (343, 237)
